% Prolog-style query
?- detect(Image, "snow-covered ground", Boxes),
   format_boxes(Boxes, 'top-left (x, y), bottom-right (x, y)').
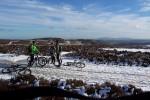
top-left (145, 45), bottom-right (150, 47)
top-left (102, 48), bottom-right (150, 52)
top-left (0, 52), bottom-right (150, 91)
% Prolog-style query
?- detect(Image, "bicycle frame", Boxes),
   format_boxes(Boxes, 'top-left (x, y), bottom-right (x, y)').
top-left (27, 54), bottom-right (40, 67)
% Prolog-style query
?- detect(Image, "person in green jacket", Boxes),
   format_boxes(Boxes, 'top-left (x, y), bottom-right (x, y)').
top-left (28, 40), bottom-right (39, 66)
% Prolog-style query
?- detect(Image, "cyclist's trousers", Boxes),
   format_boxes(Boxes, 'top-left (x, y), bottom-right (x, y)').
top-left (56, 53), bottom-right (61, 66)
top-left (51, 55), bottom-right (55, 64)
top-left (29, 54), bottom-right (34, 66)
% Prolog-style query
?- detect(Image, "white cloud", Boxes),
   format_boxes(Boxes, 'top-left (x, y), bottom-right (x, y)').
top-left (117, 8), bottom-right (131, 13)
top-left (0, 0), bottom-right (150, 39)
top-left (139, 0), bottom-right (150, 12)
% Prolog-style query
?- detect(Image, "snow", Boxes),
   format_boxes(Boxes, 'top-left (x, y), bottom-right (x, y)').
top-left (0, 74), bottom-right (12, 79)
top-left (26, 62), bottom-right (150, 91)
top-left (102, 48), bottom-right (150, 52)
top-left (58, 79), bottom-right (66, 89)
top-left (0, 53), bottom-right (28, 64)
top-left (33, 79), bottom-right (40, 87)
top-left (92, 91), bottom-right (101, 98)
top-left (0, 52), bottom-right (150, 91)
top-left (61, 52), bottom-right (72, 56)
top-left (145, 45), bottom-right (150, 47)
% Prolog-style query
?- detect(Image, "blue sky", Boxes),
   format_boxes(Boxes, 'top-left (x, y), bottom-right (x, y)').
top-left (1, 0), bottom-right (150, 39)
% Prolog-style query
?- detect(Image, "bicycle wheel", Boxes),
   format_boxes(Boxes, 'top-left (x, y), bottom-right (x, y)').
top-left (76, 62), bottom-right (85, 68)
top-left (38, 57), bottom-right (47, 67)
top-left (2, 68), bottom-right (11, 74)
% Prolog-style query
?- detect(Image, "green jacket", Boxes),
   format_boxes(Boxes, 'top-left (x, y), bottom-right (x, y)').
top-left (28, 44), bottom-right (39, 54)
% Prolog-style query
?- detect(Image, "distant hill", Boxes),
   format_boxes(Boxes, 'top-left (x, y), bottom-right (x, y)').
top-left (1, 37), bottom-right (150, 47)
top-left (33, 37), bottom-right (64, 41)
top-left (96, 38), bottom-right (150, 45)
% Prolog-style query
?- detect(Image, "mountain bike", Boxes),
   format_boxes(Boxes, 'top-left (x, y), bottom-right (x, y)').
top-left (1, 64), bottom-right (31, 75)
top-left (63, 60), bottom-right (85, 68)
top-left (39, 55), bottom-right (62, 67)
top-left (27, 55), bottom-right (47, 67)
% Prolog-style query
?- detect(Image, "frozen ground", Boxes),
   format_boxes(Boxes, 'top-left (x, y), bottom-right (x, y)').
top-left (102, 48), bottom-right (150, 52)
top-left (0, 52), bottom-right (150, 91)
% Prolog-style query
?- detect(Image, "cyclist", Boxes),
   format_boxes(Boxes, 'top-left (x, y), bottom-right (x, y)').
top-left (49, 42), bottom-right (55, 64)
top-left (27, 40), bottom-right (39, 66)
top-left (54, 40), bottom-right (62, 67)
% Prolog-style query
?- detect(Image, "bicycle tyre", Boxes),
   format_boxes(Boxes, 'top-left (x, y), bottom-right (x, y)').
top-left (38, 57), bottom-right (47, 67)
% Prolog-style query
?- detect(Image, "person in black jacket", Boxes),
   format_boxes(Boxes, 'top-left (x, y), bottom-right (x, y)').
top-left (49, 42), bottom-right (55, 64)
top-left (54, 40), bottom-right (62, 67)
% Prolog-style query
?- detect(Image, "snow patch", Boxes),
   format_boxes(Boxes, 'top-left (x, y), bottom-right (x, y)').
top-left (102, 48), bottom-right (150, 52)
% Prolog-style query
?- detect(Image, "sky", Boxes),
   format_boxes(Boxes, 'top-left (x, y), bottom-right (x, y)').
top-left (1, 0), bottom-right (150, 39)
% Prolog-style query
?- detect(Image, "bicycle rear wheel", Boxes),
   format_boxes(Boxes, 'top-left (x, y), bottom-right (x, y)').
top-left (76, 62), bottom-right (85, 68)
